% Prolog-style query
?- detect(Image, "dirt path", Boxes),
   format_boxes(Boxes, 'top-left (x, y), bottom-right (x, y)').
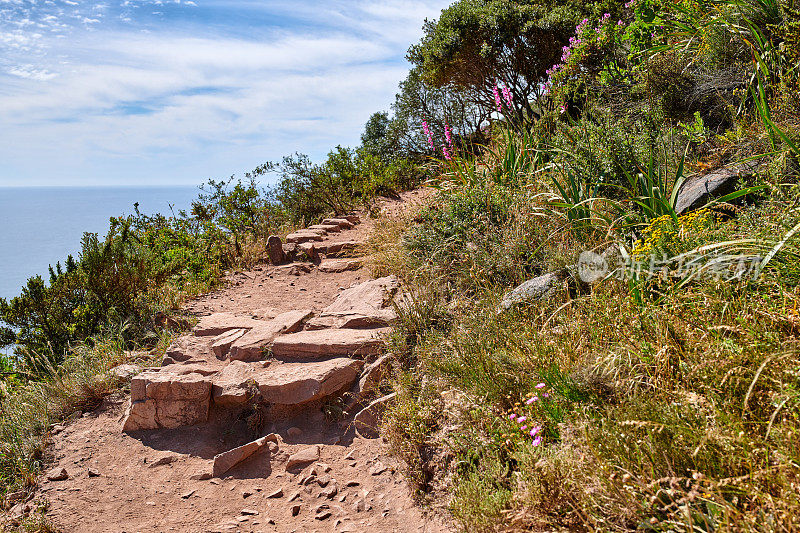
top-left (32, 190), bottom-right (448, 533)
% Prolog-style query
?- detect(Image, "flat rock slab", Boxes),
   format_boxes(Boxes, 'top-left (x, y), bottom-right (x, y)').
top-left (123, 370), bottom-right (212, 431)
top-left (308, 224), bottom-right (341, 233)
top-left (211, 329), bottom-right (247, 358)
top-left (192, 313), bottom-right (267, 336)
top-left (257, 358), bottom-right (362, 405)
top-left (165, 335), bottom-right (215, 363)
top-left (212, 358), bottom-right (362, 407)
top-left (321, 218), bottom-right (354, 229)
top-left (318, 258), bottom-right (363, 273)
top-left (228, 310), bottom-right (314, 362)
top-left (212, 434), bottom-right (277, 478)
top-left (306, 276), bottom-right (399, 329)
top-left (286, 445), bottom-right (320, 470)
top-left (286, 232), bottom-right (324, 244)
top-left (271, 328), bottom-right (391, 360)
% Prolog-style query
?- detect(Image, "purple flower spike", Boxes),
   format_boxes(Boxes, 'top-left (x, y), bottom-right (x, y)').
top-left (493, 83), bottom-right (502, 113)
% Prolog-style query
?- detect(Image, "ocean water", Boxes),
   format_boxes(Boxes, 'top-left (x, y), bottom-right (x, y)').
top-left (0, 186), bottom-right (200, 303)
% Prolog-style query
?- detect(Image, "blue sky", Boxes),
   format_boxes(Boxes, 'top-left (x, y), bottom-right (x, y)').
top-left (0, 0), bottom-right (451, 187)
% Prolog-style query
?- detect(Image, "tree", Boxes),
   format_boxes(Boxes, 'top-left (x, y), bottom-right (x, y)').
top-left (407, 0), bottom-right (612, 124)
top-left (390, 66), bottom-right (489, 156)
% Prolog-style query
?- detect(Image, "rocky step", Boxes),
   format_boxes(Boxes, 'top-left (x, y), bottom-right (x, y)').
top-left (227, 309), bottom-right (313, 361)
top-left (308, 223), bottom-right (341, 233)
top-left (316, 240), bottom-right (362, 257)
top-left (192, 312), bottom-right (268, 336)
top-left (270, 328), bottom-right (390, 360)
top-left (321, 218), bottom-right (354, 229)
top-left (304, 276), bottom-right (399, 330)
top-left (286, 231), bottom-right (324, 244)
top-left (123, 357), bottom-right (363, 431)
top-left (318, 258), bottom-right (363, 273)
top-left (212, 358), bottom-right (363, 407)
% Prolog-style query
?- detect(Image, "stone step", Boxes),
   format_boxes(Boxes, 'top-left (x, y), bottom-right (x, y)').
top-left (304, 276), bottom-right (399, 330)
top-left (321, 218), bottom-right (354, 229)
top-left (270, 328), bottom-right (390, 360)
top-left (227, 310), bottom-right (314, 362)
top-left (318, 258), bottom-right (362, 273)
top-left (212, 358), bottom-right (363, 407)
top-left (285, 231), bottom-right (324, 244)
top-left (192, 312), bottom-right (268, 336)
top-left (316, 241), bottom-right (362, 257)
top-left (308, 224), bottom-right (341, 233)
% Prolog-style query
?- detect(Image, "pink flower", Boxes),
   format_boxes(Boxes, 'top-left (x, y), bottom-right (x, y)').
top-left (422, 120), bottom-right (434, 149)
top-left (442, 145), bottom-right (452, 161)
top-left (618, 20), bottom-right (624, 26)
top-left (532, 436), bottom-right (542, 446)
top-left (516, 416), bottom-right (527, 423)
top-left (502, 86), bottom-right (513, 108)
top-left (543, 393), bottom-right (550, 398)
top-left (444, 123), bottom-right (454, 151)
top-left (508, 413), bottom-right (517, 421)
top-left (535, 383), bottom-right (546, 389)
top-left (521, 425), bottom-right (528, 430)
top-left (526, 396), bottom-right (538, 405)
top-left (530, 426), bottom-right (541, 436)
top-left (560, 104), bottom-right (566, 114)
top-left (493, 83), bottom-right (502, 113)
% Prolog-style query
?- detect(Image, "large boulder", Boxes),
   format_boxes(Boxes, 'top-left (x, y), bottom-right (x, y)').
top-left (270, 328), bottom-right (390, 360)
top-left (674, 161), bottom-right (759, 214)
top-left (123, 370), bottom-right (212, 431)
top-left (227, 310), bottom-right (313, 362)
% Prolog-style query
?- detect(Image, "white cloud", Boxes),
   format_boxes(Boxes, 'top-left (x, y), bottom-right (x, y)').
top-left (0, 0), bottom-right (451, 186)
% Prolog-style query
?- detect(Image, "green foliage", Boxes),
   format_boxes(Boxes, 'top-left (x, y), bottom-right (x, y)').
top-left (407, 0), bottom-right (615, 123)
top-left (273, 146), bottom-right (422, 223)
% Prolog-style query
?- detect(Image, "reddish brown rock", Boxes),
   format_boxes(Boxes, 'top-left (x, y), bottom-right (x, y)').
top-left (257, 358), bottom-right (362, 405)
top-left (212, 434), bottom-right (277, 477)
top-left (267, 235), bottom-right (287, 265)
top-left (285, 231), bottom-right (324, 244)
top-left (228, 310), bottom-right (313, 362)
top-left (192, 313), bottom-right (265, 336)
top-left (308, 223), bottom-right (341, 233)
top-left (271, 328), bottom-right (390, 360)
top-left (286, 445), bottom-right (320, 470)
top-left (297, 242), bottom-right (319, 263)
top-left (316, 240), bottom-right (362, 257)
top-left (321, 218), bottom-right (354, 229)
top-left (305, 276), bottom-right (399, 329)
top-left (318, 258), bottom-right (362, 273)
top-left (211, 328), bottom-right (247, 358)
top-left (123, 370), bottom-right (212, 431)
